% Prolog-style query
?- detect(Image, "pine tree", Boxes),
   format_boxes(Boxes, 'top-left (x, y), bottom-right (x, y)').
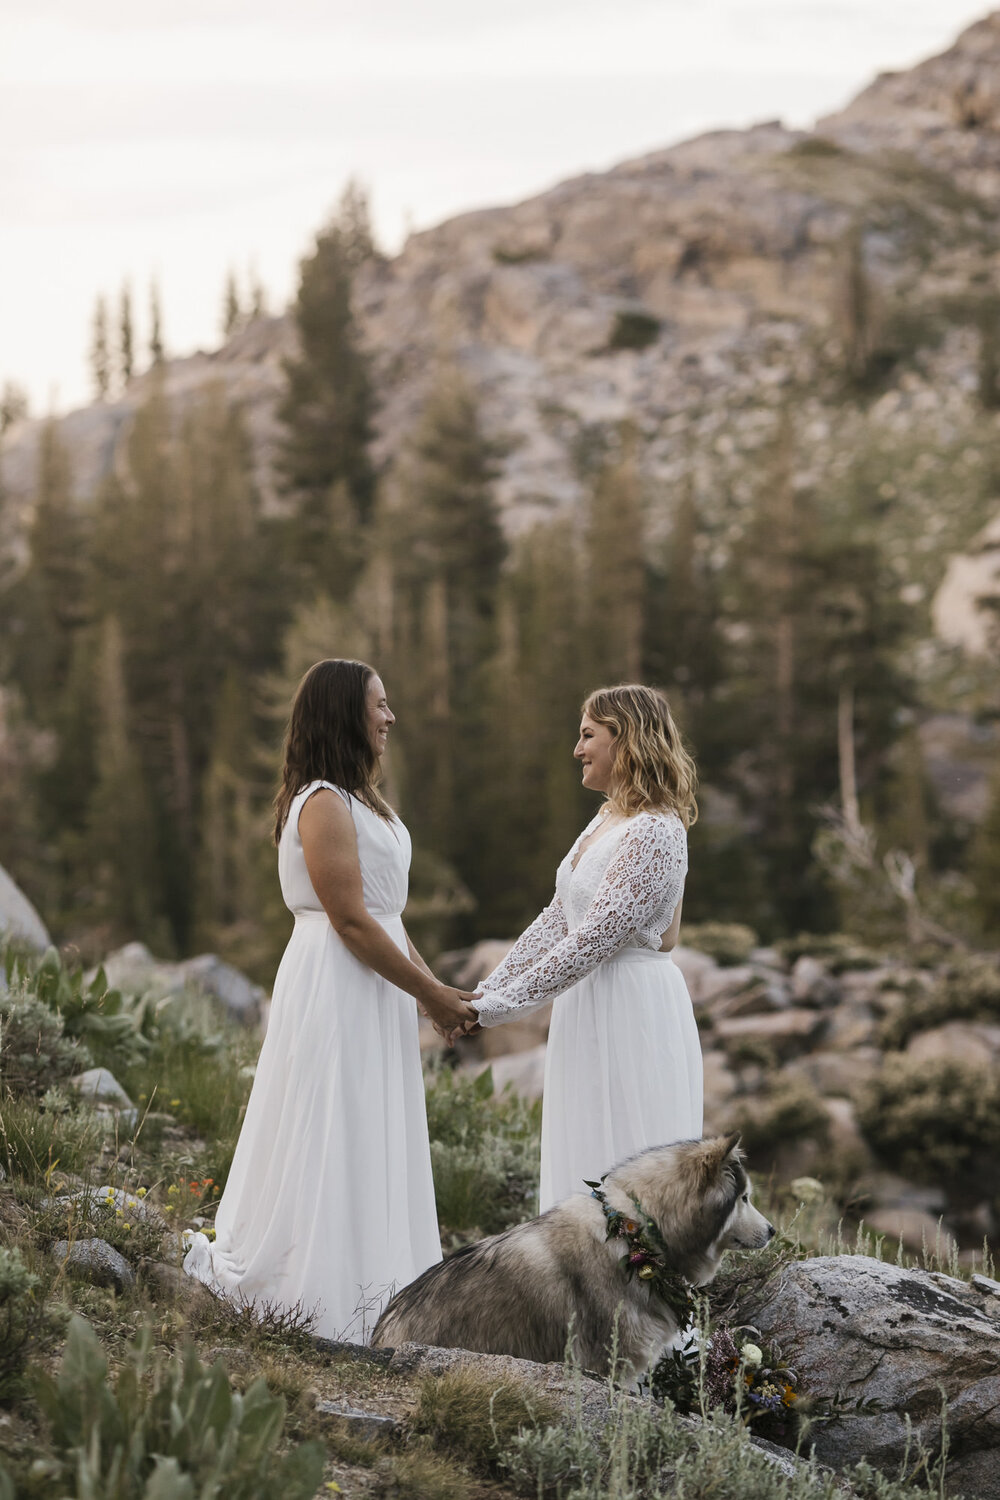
top-left (90, 296), bottom-right (112, 400)
top-left (585, 425), bottom-right (645, 685)
top-left (149, 280), bottom-right (164, 365)
top-left (86, 614), bottom-right (161, 943)
top-left (222, 270), bottom-right (241, 337)
top-left (276, 203), bottom-right (376, 596)
top-left (0, 381), bottom-right (28, 433)
top-left (248, 263), bottom-right (267, 319)
top-left (337, 178), bottom-right (376, 269)
top-left (119, 283), bottom-right (134, 386)
top-left (386, 369), bottom-right (505, 924)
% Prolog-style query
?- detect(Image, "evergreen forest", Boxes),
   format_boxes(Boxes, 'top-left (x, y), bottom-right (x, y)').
top-left (2, 188), bottom-right (999, 983)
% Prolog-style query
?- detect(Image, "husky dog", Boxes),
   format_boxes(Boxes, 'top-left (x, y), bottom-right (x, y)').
top-left (372, 1133), bottom-right (773, 1382)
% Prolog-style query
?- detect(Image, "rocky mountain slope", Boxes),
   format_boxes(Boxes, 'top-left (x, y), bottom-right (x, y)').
top-left (3, 13), bottom-right (1000, 646)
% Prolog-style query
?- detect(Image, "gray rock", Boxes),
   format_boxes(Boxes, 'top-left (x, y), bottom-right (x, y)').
top-left (314, 1401), bottom-right (400, 1440)
top-left (790, 955), bottom-right (839, 1008)
top-left (972, 1274), bottom-right (1000, 1301)
top-left (94, 942), bottom-right (266, 1027)
top-left (0, 862), bottom-right (51, 952)
top-left (69, 1067), bottom-right (134, 1109)
top-left (467, 1043), bottom-right (547, 1101)
top-left (174, 953), bottom-right (267, 1024)
top-left (42, 1185), bottom-right (166, 1229)
top-left (906, 1022), bottom-right (1000, 1069)
top-left (735, 1255), bottom-right (1000, 1497)
top-left (52, 1237), bottom-right (135, 1291)
top-left (712, 1008), bottom-right (825, 1059)
top-left (863, 1207), bottom-right (958, 1259)
top-left (670, 945), bottom-right (721, 1002)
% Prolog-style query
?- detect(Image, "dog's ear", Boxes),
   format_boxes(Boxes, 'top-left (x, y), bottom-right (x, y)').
top-left (699, 1132), bottom-right (742, 1178)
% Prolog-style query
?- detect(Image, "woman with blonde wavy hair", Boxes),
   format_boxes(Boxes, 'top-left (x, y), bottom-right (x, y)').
top-left (466, 684), bottom-right (704, 1211)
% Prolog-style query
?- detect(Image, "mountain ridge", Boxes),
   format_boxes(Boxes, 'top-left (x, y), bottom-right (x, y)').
top-left (3, 11), bottom-right (1000, 650)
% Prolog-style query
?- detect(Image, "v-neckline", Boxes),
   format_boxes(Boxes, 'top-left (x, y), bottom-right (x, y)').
top-left (570, 814), bottom-right (626, 872)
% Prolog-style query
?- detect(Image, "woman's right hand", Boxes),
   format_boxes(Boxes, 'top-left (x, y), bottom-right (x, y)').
top-left (421, 982), bottom-right (478, 1035)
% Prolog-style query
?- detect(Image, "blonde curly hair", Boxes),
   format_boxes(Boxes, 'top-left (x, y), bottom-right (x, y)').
top-left (582, 683), bottom-right (698, 828)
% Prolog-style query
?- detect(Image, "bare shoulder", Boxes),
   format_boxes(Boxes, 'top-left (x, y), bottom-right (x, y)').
top-left (298, 786), bottom-right (355, 841)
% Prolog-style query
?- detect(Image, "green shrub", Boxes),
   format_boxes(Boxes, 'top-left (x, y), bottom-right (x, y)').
top-left (0, 1093), bottom-right (104, 1184)
top-left (681, 923), bottom-right (759, 966)
top-left (425, 1065), bottom-right (540, 1236)
top-left (607, 309), bottom-right (661, 352)
top-left (774, 933), bottom-right (881, 973)
top-left (730, 1083), bottom-right (831, 1171)
top-left (880, 956), bottom-right (1000, 1049)
top-left (413, 1368), bottom-right (560, 1475)
top-left (32, 1314), bottom-right (325, 1499)
top-left (857, 1055), bottom-right (1000, 1190)
top-left (9, 947), bottom-right (149, 1076)
top-left (0, 987), bottom-right (90, 1095)
top-left (0, 1246), bottom-right (46, 1400)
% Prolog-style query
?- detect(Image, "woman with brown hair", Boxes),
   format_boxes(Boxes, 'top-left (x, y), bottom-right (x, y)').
top-left (184, 659), bottom-right (476, 1339)
top-left (468, 684), bottom-right (703, 1212)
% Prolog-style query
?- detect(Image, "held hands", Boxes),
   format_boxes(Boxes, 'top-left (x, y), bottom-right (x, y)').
top-left (421, 982), bottom-right (479, 1042)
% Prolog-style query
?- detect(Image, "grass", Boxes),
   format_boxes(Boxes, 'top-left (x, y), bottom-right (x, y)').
top-left (413, 1368), bottom-right (562, 1474)
top-left (1, 942), bottom-right (994, 1499)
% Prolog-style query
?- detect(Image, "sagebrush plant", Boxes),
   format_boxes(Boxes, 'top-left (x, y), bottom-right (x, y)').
top-left (412, 1368), bottom-right (561, 1475)
top-left (730, 1081), bottom-right (831, 1171)
top-left (774, 932), bottom-right (883, 973)
top-left (0, 986), bottom-right (90, 1095)
top-left (680, 923), bottom-right (759, 966)
top-left (29, 1314), bottom-right (325, 1499)
top-left (879, 955), bottom-right (1000, 1049)
top-left (857, 1053), bottom-right (1000, 1192)
top-left (424, 1064), bottom-right (541, 1237)
top-left (6, 945), bottom-right (149, 1077)
top-left (0, 1246), bottom-right (47, 1400)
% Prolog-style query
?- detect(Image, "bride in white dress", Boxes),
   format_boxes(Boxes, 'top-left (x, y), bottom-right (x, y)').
top-left (466, 683), bottom-right (703, 1213)
top-left (184, 659), bottom-right (476, 1340)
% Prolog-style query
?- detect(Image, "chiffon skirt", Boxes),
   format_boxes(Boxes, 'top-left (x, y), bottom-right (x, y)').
top-left (540, 950), bottom-right (704, 1212)
top-left (183, 910), bottom-right (441, 1341)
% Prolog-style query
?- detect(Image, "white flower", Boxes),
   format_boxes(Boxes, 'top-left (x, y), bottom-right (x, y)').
top-left (741, 1343), bottom-right (764, 1368)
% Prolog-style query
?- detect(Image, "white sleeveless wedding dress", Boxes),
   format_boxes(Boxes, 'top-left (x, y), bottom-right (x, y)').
top-left (183, 781), bottom-right (441, 1340)
top-left (474, 809), bottom-right (703, 1212)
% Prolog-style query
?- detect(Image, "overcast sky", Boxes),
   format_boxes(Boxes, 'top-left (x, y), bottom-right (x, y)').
top-left (1, 1), bottom-right (991, 414)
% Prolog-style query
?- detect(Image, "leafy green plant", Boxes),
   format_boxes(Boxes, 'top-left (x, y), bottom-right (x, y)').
top-left (424, 1065), bottom-right (540, 1237)
top-left (32, 1314), bottom-right (325, 1499)
top-left (0, 1246), bottom-right (46, 1400)
top-left (8, 947), bottom-right (149, 1076)
top-left (857, 1054), bottom-right (1000, 1192)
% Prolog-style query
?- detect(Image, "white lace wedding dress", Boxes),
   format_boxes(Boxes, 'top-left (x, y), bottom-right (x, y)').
top-left (183, 781), bottom-right (441, 1340)
top-left (475, 809), bottom-right (703, 1211)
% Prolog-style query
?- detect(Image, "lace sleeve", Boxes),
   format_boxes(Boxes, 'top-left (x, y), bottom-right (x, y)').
top-left (474, 816), bottom-right (687, 1026)
top-left (477, 898), bottom-right (569, 993)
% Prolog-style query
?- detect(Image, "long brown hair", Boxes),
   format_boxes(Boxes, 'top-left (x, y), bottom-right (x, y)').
top-left (273, 659), bottom-right (394, 842)
top-left (583, 683), bottom-right (698, 828)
